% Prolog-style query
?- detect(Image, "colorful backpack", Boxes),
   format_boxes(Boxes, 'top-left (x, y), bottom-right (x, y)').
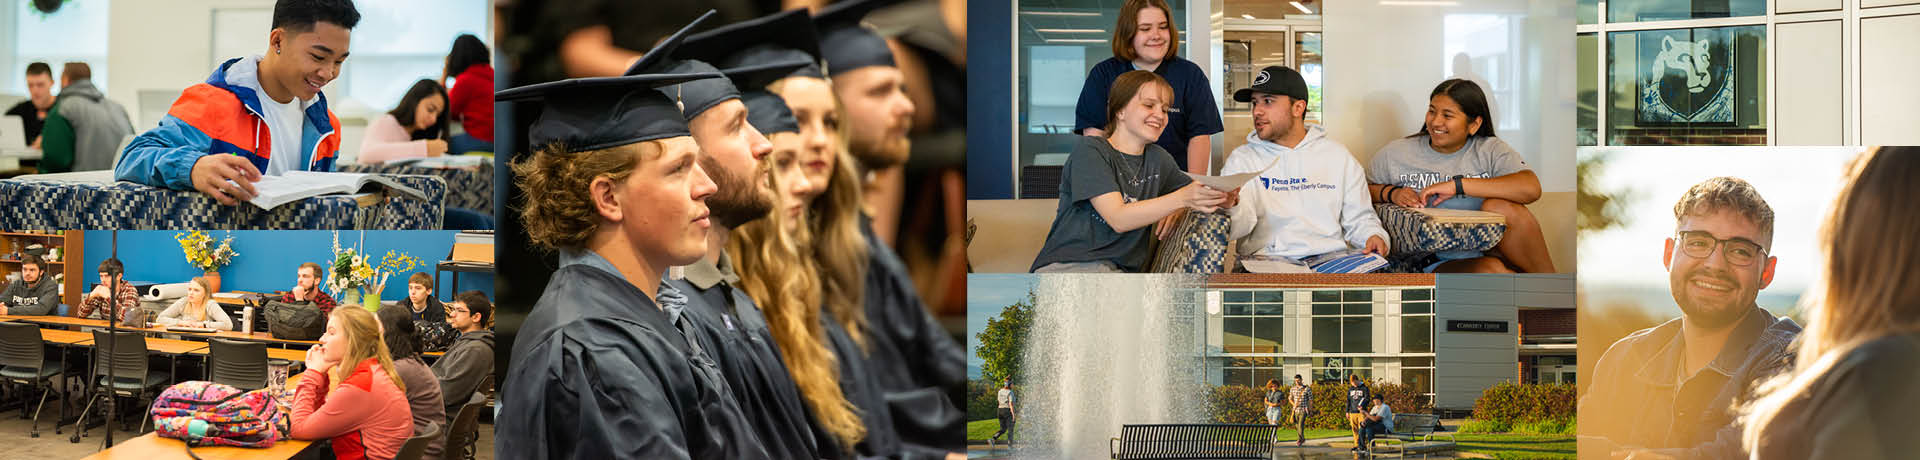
top-left (149, 381), bottom-right (290, 448)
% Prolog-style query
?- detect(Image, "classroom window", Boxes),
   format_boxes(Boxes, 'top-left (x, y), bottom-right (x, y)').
top-left (6, 0), bottom-right (111, 96)
top-left (1403, 315), bottom-right (1433, 353)
top-left (1608, 0), bottom-right (1766, 23)
top-left (1578, 33), bottom-right (1598, 146)
top-left (1312, 357), bottom-right (1371, 384)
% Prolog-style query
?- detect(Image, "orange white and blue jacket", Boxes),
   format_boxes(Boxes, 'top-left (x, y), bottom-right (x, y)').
top-left (115, 56), bottom-right (340, 189)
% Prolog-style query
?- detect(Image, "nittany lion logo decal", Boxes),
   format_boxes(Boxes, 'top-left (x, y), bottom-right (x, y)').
top-left (1637, 30), bottom-right (1733, 123)
top-left (1253, 70), bottom-right (1270, 86)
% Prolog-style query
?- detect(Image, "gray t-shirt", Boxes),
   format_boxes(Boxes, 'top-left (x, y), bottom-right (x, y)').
top-left (1265, 389), bottom-right (1284, 407)
top-left (1367, 135), bottom-right (1530, 191)
top-left (1029, 135), bottom-right (1192, 272)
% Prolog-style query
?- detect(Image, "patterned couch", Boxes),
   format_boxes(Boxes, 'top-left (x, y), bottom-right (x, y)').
top-left (0, 171), bottom-right (445, 230)
top-left (337, 161), bottom-right (491, 217)
top-left (1145, 204), bottom-right (1506, 273)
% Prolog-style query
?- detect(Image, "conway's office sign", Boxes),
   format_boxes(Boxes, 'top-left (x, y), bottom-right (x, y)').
top-left (1446, 320), bottom-right (1509, 333)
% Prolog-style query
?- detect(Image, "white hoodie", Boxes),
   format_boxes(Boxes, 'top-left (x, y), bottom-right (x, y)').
top-left (1225, 124), bottom-right (1389, 261)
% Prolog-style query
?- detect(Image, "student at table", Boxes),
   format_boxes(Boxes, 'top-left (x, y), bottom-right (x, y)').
top-left (156, 276), bottom-right (235, 330)
top-left (442, 34), bottom-right (493, 154)
top-left (494, 13), bottom-right (769, 457)
top-left (376, 305), bottom-right (446, 459)
top-left (77, 258), bottom-right (140, 323)
top-left (432, 290), bottom-right (493, 421)
top-left (357, 79), bottom-right (450, 164)
top-left (3, 62), bottom-right (53, 148)
top-left (292, 306), bottom-right (413, 460)
top-left (396, 272), bottom-right (446, 324)
top-left (0, 254), bottom-right (60, 316)
top-left (1073, 0), bottom-right (1222, 174)
top-left (115, 0), bottom-right (361, 206)
top-left (281, 262), bottom-right (339, 317)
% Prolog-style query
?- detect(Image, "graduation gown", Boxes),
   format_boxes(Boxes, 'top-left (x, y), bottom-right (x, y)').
top-left (860, 219), bottom-right (969, 455)
top-left (666, 255), bottom-right (829, 460)
top-left (495, 254), bottom-right (769, 459)
top-left (823, 308), bottom-right (904, 458)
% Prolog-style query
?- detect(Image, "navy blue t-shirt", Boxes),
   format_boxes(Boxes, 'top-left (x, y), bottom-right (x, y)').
top-left (1346, 383), bottom-right (1371, 413)
top-left (1074, 55), bottom-right (1225, 172)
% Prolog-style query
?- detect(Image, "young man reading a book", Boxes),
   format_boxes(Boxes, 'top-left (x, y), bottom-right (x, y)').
top-left (115, 0), bottom-right (359, 206)
top-left (1223, 66), bottom-right (1388, 273)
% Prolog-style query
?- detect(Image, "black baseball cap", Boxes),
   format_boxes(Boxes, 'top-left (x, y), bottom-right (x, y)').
top-left (1233, 65), bottom-right (1309, 103)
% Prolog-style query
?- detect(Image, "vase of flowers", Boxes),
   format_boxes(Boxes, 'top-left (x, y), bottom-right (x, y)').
top-left (175, 231), bottom-right (238, 293)
top-left (326, 232), bottom-right (421, 311)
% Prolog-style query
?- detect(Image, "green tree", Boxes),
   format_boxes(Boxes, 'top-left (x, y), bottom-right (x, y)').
top-left (975, 290), bottom-right (1035, 385)
top-left (1576, 151), bottom-right (1635, 235)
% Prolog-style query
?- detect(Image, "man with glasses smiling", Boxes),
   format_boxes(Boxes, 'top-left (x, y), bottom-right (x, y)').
top-left (1581, 177), bottom-right (1802, 459)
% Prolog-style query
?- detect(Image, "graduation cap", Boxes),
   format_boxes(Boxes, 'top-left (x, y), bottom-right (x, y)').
top-left (741, 91), bottom-right (797, 135)
top-left (657, 59), bottom-right (812, 131)
top-left (814, 0), bottom-right (906, 76)
top-left (495, 11), bottom-right (724, 152)
top-left (678, 8), bottom-right (823, 80)
top-left (727, 60), bottom-right (811, 135)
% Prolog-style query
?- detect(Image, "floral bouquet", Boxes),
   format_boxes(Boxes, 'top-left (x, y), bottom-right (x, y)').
top-left (174, 231), bottom-right (238, 272)
top-left (325, 232), bottom-right (423, 306)
top-left (326, 232), bottom-right (372, 297)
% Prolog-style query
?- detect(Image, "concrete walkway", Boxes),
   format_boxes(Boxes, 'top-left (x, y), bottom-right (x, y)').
top-left (967, 435), bottom-right (1463, 459)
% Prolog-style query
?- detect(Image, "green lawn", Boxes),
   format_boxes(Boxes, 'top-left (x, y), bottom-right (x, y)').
top-left (1451, 433), bottom-right (1576, 460)
top-left (966, 419), bottom-right (1349, 443)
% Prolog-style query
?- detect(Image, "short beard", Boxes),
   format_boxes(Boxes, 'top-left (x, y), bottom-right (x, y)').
top-left (1672, 268), bottom-right (1754, 330)
top-left (850, 131), bottom-right (911, 170)
top-left (702, 154), bottom-right (775, 229)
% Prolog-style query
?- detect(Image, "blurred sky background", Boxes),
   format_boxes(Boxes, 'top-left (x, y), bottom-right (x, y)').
top-left (1578, 146), bottom-right (1862, 334)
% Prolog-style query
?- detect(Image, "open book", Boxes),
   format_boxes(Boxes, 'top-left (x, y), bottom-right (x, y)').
top-left (241, 171), bottom-right (428, 210)
top-left (1240, 251), bottom-right (1388, 274)
top-left (387, 155), bottom-right (488, 169)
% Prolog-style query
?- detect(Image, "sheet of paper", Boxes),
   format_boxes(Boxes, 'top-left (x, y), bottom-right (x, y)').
top-left (1240, 258), bottom-right (1315, 274)
top-left (1184, 171), bottom-right (1262, 191)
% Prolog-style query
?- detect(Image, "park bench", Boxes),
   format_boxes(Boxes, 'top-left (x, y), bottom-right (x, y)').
top-left (1109, 423), bottom-right (1278, 459)
top-left (1366, 413), bottom-right (1457, 455)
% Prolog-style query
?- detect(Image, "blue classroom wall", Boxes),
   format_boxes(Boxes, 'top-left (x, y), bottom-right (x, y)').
top-left (966, 0), bottom-right (1013, 199)
top-left (81, 231), bottom-right (493, 303)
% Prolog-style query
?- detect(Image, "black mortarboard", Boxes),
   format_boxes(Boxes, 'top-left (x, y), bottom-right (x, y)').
top-left (723, 60), bottom-right (811, 135)
top-left (496, 11), bottom-right (724, 152)
top-left (814, 0), bottom-right (905, 76)
top-left (667, 13), bottom-right (817, 123)
top-left (679, 8), bottom-right (823, 80)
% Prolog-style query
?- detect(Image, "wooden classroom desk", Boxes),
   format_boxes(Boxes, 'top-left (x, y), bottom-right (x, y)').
top-left (142, 337), bottom-right (211, 355)
top-left (79, 433), bottom-right (315, 460)
top-left (186, 346), bottom-right (307, 363)
top-left (39, 328), bottom-right (97, 345)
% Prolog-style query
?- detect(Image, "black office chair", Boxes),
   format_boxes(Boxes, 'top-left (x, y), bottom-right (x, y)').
top-left (206, 338), bottom-right (269, 390)
top-left (71, 330), bottom-right (167, 443)
top-left (443, 392), bottom-right (488, 460)
top-left (0, 322), bottom-right (62, 437)
top-left (395, 420), bottom-right (442, 460)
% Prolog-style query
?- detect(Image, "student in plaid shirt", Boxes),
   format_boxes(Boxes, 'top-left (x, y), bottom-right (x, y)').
top-left (1288, 374), bottom-right (1312, 446)
top-left (77, 258), bottom-right (141, 323)
top-left (281, 262), bottom-right (338, 316)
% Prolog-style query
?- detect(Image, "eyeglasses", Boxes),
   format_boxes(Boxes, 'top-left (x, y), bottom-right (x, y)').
top-left (1674, 231), bottom-right (1768, 267)
top-left (448, 307), bottom-right (469, 315)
